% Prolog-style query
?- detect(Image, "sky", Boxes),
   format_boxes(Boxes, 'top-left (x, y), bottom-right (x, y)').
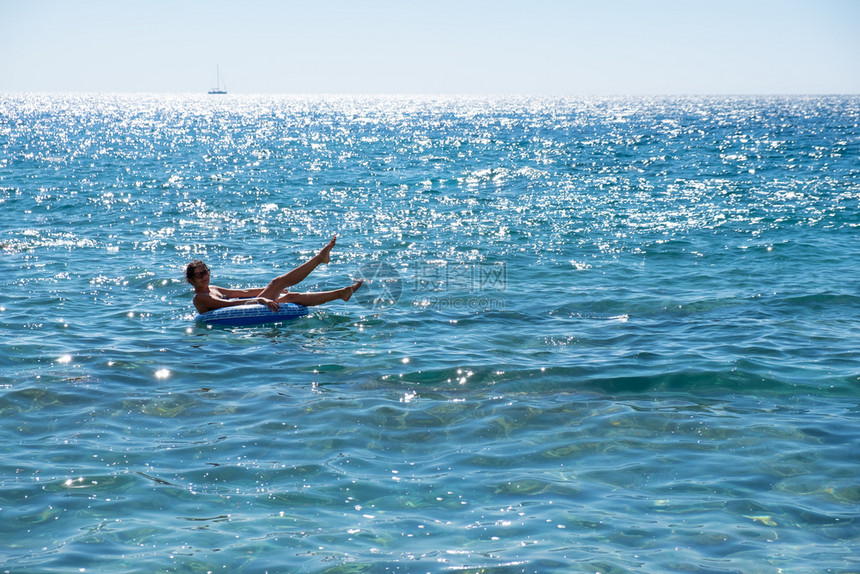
top-left (1, 0), bottom-right (858, 95)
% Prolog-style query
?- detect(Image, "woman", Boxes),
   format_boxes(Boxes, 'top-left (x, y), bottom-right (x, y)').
top-left (186, 236), bottom-right (362, 314)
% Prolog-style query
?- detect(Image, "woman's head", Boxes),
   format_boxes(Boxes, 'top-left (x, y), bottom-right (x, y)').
top-left (185, 260), bottom-right (210, 284)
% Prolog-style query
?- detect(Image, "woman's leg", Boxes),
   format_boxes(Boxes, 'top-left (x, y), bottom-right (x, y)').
top-left (258, 236), bottom-right (336, 299)
top-left (278, 281), bottom-right (363, 307)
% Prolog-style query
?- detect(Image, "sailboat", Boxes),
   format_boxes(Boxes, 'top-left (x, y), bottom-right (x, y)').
top-left (208, 66), bottom-right (227, 95)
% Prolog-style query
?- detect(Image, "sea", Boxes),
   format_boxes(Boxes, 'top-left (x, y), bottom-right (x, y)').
top-left (1, 93), bottom-right (858, 573)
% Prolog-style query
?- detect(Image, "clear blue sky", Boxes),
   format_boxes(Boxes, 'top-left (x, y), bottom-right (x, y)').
top-left (1, 0), bottom-right (858, 94)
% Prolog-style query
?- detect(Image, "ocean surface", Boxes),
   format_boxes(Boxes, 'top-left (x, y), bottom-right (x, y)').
top-left (1, 93), bottom-right (858, 573)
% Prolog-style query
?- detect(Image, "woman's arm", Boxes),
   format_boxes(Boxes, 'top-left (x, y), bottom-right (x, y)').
top-left (215, 286), bottom-right (265, 298)
top-left (193, 289), bottom-right (279, 313)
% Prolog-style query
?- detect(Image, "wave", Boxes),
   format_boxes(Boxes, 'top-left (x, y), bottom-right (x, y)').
top-left (366, 363), bottom-right (857, 397)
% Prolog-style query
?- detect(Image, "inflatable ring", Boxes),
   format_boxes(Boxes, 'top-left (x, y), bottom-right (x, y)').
top-left (195, 303), bottom-right (309, 326)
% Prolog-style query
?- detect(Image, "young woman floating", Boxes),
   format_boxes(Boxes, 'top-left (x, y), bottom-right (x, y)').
top-left (186, 236), bottom-right (362, 314)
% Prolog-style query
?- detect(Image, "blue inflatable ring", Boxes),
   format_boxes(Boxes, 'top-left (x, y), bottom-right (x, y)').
top-left (195, 303), bottom-right (309, 326)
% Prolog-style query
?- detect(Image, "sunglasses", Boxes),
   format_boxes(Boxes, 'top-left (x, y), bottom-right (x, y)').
top-left (193, 267), bottom-right (210, 278)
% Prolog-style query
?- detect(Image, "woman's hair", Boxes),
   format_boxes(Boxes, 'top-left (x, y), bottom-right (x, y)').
top-left (185, 259), bottom-right (205, 284)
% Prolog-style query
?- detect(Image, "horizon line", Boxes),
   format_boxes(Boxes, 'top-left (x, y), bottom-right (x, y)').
top-left (2, 90), bottom-right (859, 98)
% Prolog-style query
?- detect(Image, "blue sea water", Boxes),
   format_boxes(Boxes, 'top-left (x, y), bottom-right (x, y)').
top-left (1, 93), bottom-right (859, 573)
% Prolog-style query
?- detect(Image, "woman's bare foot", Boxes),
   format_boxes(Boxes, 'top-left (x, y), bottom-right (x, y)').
top-left (318, 236), bottom-right (336, 264)
top-left (341, 280), bottom-right (363, 302)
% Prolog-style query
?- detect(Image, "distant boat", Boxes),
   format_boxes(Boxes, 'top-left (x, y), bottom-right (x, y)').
top-left (208, 66), bottom-right (227, 95)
